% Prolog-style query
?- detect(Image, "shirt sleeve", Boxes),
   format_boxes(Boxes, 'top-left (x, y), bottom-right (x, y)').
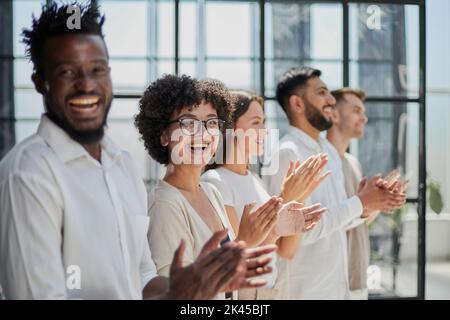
top-left (147, 200), bottom-right (195, 277)
top-left (0, 172), bottom-right (67, 299)
top-left (140, 239), bottom-right (159, 290)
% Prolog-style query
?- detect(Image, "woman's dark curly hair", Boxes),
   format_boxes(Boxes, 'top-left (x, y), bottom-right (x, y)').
top-left (135, 74), bottom-right (234, 165)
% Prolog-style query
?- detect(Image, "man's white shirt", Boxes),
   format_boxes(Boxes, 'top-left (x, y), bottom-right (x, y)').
top-left (0, 115), bottom-right (157, 299)
top-left (264, 126), bottom-right (364, 299)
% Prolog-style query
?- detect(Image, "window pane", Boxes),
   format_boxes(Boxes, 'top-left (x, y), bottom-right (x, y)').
top-left (426, 94), bottom-right (450, 215)
top-left (206, 60), bottom-right (254, 90)
top-left (179, 60), bottom-right (196, 78)
top-left (13, 0), bottom-right (46, 57)
top-left (109, 98), bottom-right (139, 119)
top-left (105, 120), bottom-right (150, 181)
top-left (102, 1), bottom-right (147, 57)
top-left (265, 2), bottom-right (311, 60)
top-left (311, 61), bottom-right (342, 89)
top-left (14, 89), bottom-right (43, 120)
top-left (349, 4), bottom-right (419, 98)
top-left (310, 4), bottom-right (342, 60)
top-left (264, 59), bottom-right (296, 98)
top-left (369, 203), bottom-right (418, 297)
top-left (15, 120), bottom-right (40, 143)
top-left (206, 1), bottom-right (256, 58)
top-left (262, 100), bottom-right (289, 171)
top-left (265, 2), bottom-right (342, 97)
top-left (180, 0), bottom-right (196, 58)
top-left (110, 59), bottom-right (148, 94)
top-left (14, 58), bottom-right (34, 88)
top-left (351, 102), bottom-right (419, 199)
top-left (157, 0), bottom-right (174, 58)
top-left (426, 0), bottom-right (450, 90)
top-left (156, 60), bottom-right (175, 78)
top-left (263, 100), bottom-right (289, 136)
top-left (265, 2), bottom-right (342, 60)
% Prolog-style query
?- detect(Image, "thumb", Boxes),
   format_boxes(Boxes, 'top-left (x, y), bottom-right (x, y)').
top-left (170, 239), bottom-right (186, 275)
top-left (242, 201), bottom-right (256, 218)
top-left (285, 160), bottom-right (294, 178)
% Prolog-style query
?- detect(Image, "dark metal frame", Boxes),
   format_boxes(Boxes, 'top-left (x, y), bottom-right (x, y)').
top-left (0, 0), bottom-right (15, 158)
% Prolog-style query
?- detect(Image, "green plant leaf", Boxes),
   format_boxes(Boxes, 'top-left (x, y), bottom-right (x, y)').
top-left (429, 181), bottom-right (443, 214)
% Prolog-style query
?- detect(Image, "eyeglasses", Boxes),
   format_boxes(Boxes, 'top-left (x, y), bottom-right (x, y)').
top-left (167, 118), bottom-right (225, 136)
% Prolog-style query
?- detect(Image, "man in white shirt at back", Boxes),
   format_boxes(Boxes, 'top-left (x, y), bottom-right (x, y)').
top-left (264, 67), bottom-right (406, 299)
top-left (327, 88), bottom-right (407, 299)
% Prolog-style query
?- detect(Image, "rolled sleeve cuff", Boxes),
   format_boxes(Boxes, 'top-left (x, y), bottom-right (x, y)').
top-left (348, 195), bottom-right (364, 220)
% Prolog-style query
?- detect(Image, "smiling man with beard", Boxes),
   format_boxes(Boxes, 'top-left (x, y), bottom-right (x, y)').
top-left (0, 2), bottom-right (275, 300)
top-left (264, 67), bottom-right (406, 299)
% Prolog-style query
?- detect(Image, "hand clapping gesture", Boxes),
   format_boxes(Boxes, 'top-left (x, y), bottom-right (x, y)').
top-left (280, 153), bottom-right (331, 203)
top-left (167, 229), bottom-right (276, 300)
top-left (274, 202), bottom-right (327, 237)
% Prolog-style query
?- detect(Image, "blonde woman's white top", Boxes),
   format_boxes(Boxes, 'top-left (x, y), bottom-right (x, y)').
top-left (202, 167), bottom-right (278, 298)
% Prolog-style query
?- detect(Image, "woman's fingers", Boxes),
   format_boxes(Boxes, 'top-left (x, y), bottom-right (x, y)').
top-left (316, 171), bottom-right (331, 184)
top-left (306, 156), bottom-right (321, 172)
top-left (305, 210), bottom-right (325, 224)
top-left (242, 201), bottom-right (257, 219)
top-left (260, 201), bottom-right (281, 230)
top-left (301, 203), bottom-right (323, 214)
top-left (308, 156), bottom-right (328, 181)
top-left (258, 197), bottom-right (282, 223)
top-left (264, 210), bottom-right (279, 232)
top-left (301, 156), bottom-right (328, 187)
top-left (285, 160), bottom-right (295, 179)
top-left (254, 197), bottom-right (277, 218)
top-left (305, 208), bottom-right (326, 220)
top-left (303, 221), bottom-right (317, 232)
top-left (284, 201), bottom-right (305, 211)
top-left (296, 156), bottom-right (316, 174)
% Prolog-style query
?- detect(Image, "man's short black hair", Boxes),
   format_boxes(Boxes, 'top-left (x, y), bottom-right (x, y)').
top-left (275, 66), bottom-right (322, 112)
top-left (21, 1), bottom-right (106, 75)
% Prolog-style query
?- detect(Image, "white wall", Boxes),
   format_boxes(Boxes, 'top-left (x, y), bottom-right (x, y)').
top-left (400, 214), bottom-right (450, 261)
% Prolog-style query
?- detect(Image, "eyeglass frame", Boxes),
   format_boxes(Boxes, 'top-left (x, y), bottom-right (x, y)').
top-left (167, 117), bottom-right (225, 136)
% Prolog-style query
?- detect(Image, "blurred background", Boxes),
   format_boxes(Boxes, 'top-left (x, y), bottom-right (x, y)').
top-left (0, 0), bottom-right (448, 299)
